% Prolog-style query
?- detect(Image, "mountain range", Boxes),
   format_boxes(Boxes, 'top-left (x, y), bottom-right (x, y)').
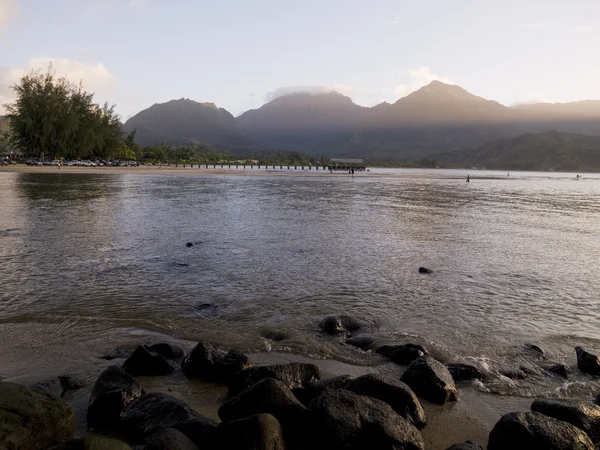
top-left (122, 81), bottom-right (600, 167)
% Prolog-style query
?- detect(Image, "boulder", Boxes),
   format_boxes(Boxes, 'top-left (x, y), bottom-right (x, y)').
top-left (345, 335), bottom-right (375, 350)
top-left (216, 414), bottom-right (286, 450)
top-left (525, 344), bottom-right (547, 360)
top-left (488, 411), bottom-right (594, 450)
top-left (82, 435), bottom-right (132, 449)
top-left (87, 366), bottom-right (145, 433)
top-left (293, 375), bottom-right (354, 408)
top-left (143, 428), bottom-right (199, 450)
top-left (34, 374), bottom-right (84, 398)
top-left (445, 442), bottom-right (482, 450)
top-left (310, 388), bottom-right (425, 450)
top-left (260, 328), bottom-right (290, 342)
top-left (447, 363), bottom-right (486, 382)
top-left (400, 356), bottom-right (458, 405)
top-left (0, 381), bottom-right (76, 450)
top-left (123, 345), bottom-right (176, 376)
top-left (148, 343), bottom-right (185, 360)
top-left (377, 343), bottom-right (429, 365)
top-left (576, 347), bottom-right (600, 376)
top-left (345, 373), bottom-right (426, 429)
top-left (229, 362), bottom-right (321, 398)
top-left (418, 267), bottom-right (433, 274)
top-left (547, 364), bottom-right (571, 379)
top-left (186, 242), bottom-right (193, 247)
top-left (319, 315), bottom-right (363, 335)
top-left (532, 399), bottom-right (600, 443)
top-left (594, 393), bottom-right (600, 407)
top-left (181, 341), bottom-right (250, 382)
top-left (100, 348), bottom-right (133, 361)
top-left (120, 392), bottom-right (216, 444)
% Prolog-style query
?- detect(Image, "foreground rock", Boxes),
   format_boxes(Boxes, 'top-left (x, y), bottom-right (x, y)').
top-left (120, 392), bottom-right (216, 444)
top-left (34, 374), bottom-right (84, 398)
top-left (532, 399), bottom-right (600, 443)
top-left (488, 411), bottom-right (594, 450)
top-left (148, 342), bottom-right (185, 360)
top-left (123, 345), bottom-right (176, 376)
top-left (87, 366), bottom-right (145, 433)
top-left (447, 363), bottom-right (485, 382)
top-left (144, 428), bottom-right (199, 450)
top-left (576, 347), bottom-right (600, 376)
top-left (345, 374), bottom-right (426, 429)
top-left (293, 375), bottom-right (354, 408)
top-left (0, 381), bottom-right (75, 450)
top-left (319, 315), bottom-right (363, 335)
top-left (50, 436), bottom-right (132, 449)
top-left (546, 364), bottom-right (571, 379)
top-left (229, 362), bottom-right (321, 397)
top-left (182, 341), bottom-right (251, 382)
top-left (377, 343), bottom-right (429, 365)
top-left (311, 388), bottom-right (425, 450)
top-left (401, 356), bottom-right (458, 405)
top-left (216, 414), bottom-right (286, 450)
top-left (445, 442), bottom-right (482, 450)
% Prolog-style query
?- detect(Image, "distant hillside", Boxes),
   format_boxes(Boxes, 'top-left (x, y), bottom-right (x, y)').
top-left (123, 99), bottom-right (257, 149)
top-left (512, 100), bottom-right (600, 118)
top-left (438, 131), bottom-right (600, 171)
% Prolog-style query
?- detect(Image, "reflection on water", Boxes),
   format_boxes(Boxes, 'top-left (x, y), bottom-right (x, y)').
top-left (1, 169), bottom-right (600, 398)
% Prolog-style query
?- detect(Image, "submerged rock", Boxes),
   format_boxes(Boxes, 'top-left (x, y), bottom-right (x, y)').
top-left (148, 342), bottom-right (185, 360)
top-left (532, 399), bottom-right (600, 443)
top-left (447, 363), bottom-right (486, 382)
top-left (319, 315), bottom-right (363, 335)
top-left (293, 375), bottom-right (355, 408)
top-left (418, 267), bottom-right (433, 274)
top-left (260, 328), bottom-right (290, 342)
top-left (310, 388), bottom-right (425, 450)
top-left (186, 242), bottom-right (193, 247)
top-left (100, 347), bottom-right (133, 361)
top-left (345, 373), bottom-right (426, 429)
top-left (377, 343), bottom-right (429, 365)
top-left (182, 341), bottom-right (251, 382)
top-left (0, 381), bottom-right (76, 450)
top-left (229, 362), bottom-right (321, 398)
top-left (546, 363), bottom-right (571, 379)
top-left (488, 411), bottom-right (594, 450)
top-left (345, 335), bottom-right (376, 350)
top-left (576, 347), bottom-right (600, 375)
top-left (216, 414), bottom-right (286, 450)
top-left (87, 366), bottom-right (145, 433)
top-left (400, 356), bottom-right (458, 405)
top-left (122, 345), bottom-right (176, 377)
top-left (34, 374), bottom-right (84, 398)
top-left (524, 343), bottom-right (547, 360)
top-left (445, 442), bottom-right (483, 450)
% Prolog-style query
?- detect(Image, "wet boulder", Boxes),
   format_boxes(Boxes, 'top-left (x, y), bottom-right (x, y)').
top-left (0, 381), bottom-right (76, 450)
top-left (260, 328), bottom-right (290, 342)
top-left (445, 442), bottom-right (482, 450)
top-left (229, 362), bottom-right (321, 398)
top-left (143, 428), bottom-right (199, 450)
top-left (293, 375), bottom-right (354, 408)
top-left (120, 392), bottom-right (216, 445)
top-left (377, 343), bottom-right (429, 365)
top-left (181, 341), bottom-right (251, 382)
top-left (216, 414), bottom-right (286, 450)
top-left (532, 399), bottom-right (600, 443)
top-left (100, 348), bottom-right (133, 361)
top-left (400, 356), bottom-right (458, 405)
top-left (576, 347), bottom-right (600, 376)
top-left (34, 374), bottom-right (84, 398)
top-left (488, 411), bottom-right (594, 450)
top-left (447, 363), bottom-right (486, 382)
top-left (345, 335), bottom-right (376, 350)
top-left (418, 267), bottom-right (433, 274)
top-left (310, 388), bottom-right (425, 450)
top-left (148, 342), bottom-right (185, 360)
top-left (546, 364), bottom-right (571, 379)
top-left (319, 315), bottom-right (363, 335)
top-left (123, 345), bottom-right (176, 376)
top-left (87, 366), bottom-right (145, 433)
top-left (345, 373), bottom-right (426, 429)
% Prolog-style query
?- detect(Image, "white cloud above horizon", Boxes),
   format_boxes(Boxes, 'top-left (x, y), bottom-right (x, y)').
top-left (0, 0), bottom-right (19, 33)
top-left (393, 66), bottom-right (454, 100)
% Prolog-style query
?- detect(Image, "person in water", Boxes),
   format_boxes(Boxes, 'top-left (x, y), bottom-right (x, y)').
top-left (466, 175), bottom-right (470, 183)
top-left (351, 168), bottom-right (355, 177)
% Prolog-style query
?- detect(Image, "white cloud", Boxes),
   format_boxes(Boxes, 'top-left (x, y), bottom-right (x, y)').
top-left (393, 66), bottom-right (454, 100)
top-left (390, 16), bottom-right (402, 27)
top-left (0, 0), bottom-right (18, 32)
top-left (521, 23), bottom-right (546, 30)
top-left (571, 25), bottom-right (594, 33)
top-left (265, 84), bottom-right (360, 103)
top-left (0, 57), bottom-right (117, 114)
top-left (129, 0), bottom-right (149, 8)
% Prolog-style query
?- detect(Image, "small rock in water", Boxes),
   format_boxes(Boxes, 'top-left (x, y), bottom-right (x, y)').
top-left (447, 363), bottom-right (486, 381)
top-left (346, 335), bottom-right (376, 350)
top-left (186, 242), bottom-right (194, 247)
top-left (34, 375), bottom-right (83, 398)
top-left (445, 442), bottom-right (483, 450)
top-left (122, 345), bottom-right (176, 377)
top-left (524, 343), bottom-right (546, 360)
top-left (418, 267), bottom-right (433, 274)
top-left (319, 315), bottom-right (364, 335)
top-left (377, 343), bottom-right (429, 365)
top-left (400, 356), bottom-right (458, 405)
top-left (546, 363), bottom-right (571, 379)
top-left (576, 346), bottom-right (600, 375)
top-left (488, 411), bottom-right (594, 450)
top-left (260, 327), bottom-right (290, 342)
top-left (500, 368), bottom-right (529, 380)
top-left (531, 398), bottom-right (600, 444)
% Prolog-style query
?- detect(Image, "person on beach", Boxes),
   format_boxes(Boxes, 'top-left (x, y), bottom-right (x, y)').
top-left (351, 168), bottom-right (355, 177)
top-left (466, 174), bottom-right (470, 183)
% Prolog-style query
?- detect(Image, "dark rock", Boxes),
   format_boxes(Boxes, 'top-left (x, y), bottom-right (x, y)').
top-left (418, 267), bottom-right (433, 274)
top-left (0, 381), bottom-right (76, 450)
top-left (100, 348), bottom-right (133, 361)
top-left (144, 428), bottom-right (199, 450)
top-left (377, 343), bottom-right (429, 365)
top-left (445, 442), bottom-right (482, 450)
top-left (120, 392), bottom-right (216, 444)
top-left (82, 435), bottom-right (132, 449)
top-left (525, 343), bottom-right (547, 359)
top-left (87, 366), bottom-right (145, 433)
top-left (447, 363), bottom-right (486, 382)
top-left (488, 411), bottom-right (594, 450)
top-left (310, 388), bottom-right (425, 450)
top-left (345, 373), bottom-right (426, 429)
top-left (595, 393), bottom-right (600, 407)
top-left (547, 364), bottom-right (571, 379)
top-left (400, 356), bottom-right (458, 405)
top-left (148, 342), bottom-right (185, 360)
top-left (229, 362), bottom-right (320, 398)
top-left (123, 345), bottom-right (176, 376)
top-left (319, 316), bottom-right (345, 334)
top-left (34, 375), bottom-right (84, 398)
top-left (532, 399), bottom-right (600, 443)
top-left (577, 347), bottom-right (600, 376)
top-left (186, 242), bottom-right (193, 247)
top-left (216, 414), bottom-right (286, 450)
top-left (500, 368), bottom-right (528, 380)
top-left (339, 315), bottom-right (363, 332)
top-left (345, 335), bottom-right (375, 350)
top-left (260, 328), bottom-right (290, 342)
top-left (181, 341), bottom-right (251, 382)
top-left (293, 375), bottom-right (355, 407)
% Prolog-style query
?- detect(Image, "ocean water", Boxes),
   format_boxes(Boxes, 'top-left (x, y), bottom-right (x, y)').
top-left (1, 168), bottom-right (600, 399)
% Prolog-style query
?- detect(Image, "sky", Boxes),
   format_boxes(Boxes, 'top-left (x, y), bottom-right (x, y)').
top-left (1, 0), bottom-right (599, 119)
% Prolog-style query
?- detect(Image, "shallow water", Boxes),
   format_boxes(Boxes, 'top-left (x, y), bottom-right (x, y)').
top-left (1, 168), bottom-right (600, 399)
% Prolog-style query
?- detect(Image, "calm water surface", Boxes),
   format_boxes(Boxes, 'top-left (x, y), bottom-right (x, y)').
top-left (1, 168), bottom-right (600, 398)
